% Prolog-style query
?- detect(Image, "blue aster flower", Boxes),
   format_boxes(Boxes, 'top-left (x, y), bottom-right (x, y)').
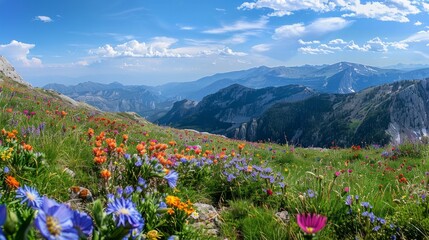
top-left (124, 186), bottom-right (134, 196)
top-left (164, 170), bottom-right (178, 188)
top-left (137, 177), bottom-right (146, 187)
top-left (307, 189), bottom-right (316, 198)
top-left (34, 197), bottom-right (78, 240)
top-left (0, 204), bottom-right (6, 240)
top-left (16, 185), bottom-right (43, 209)
top-left (106, 197), bottom-right (143, 228)
top-left (373, 225), bottom-right (381, 231)
top-left (73, 210), bottom-right (93, 238)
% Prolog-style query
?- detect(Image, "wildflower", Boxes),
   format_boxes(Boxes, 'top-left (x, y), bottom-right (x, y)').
top-left (0, 204), bottom-right (6, 238)
top-left (164, 170), bottom-right (178, 188)
top-left (124, 186), bottom-right (134, 196)
top-left (3, 167), bottom-right (9, 174)
top-left (373, 225), bottom-right (381, 231)
top-left (16, 185), bottom-right (42, 209)
top-left (100, 169), bottom-right (111, 180)
top-left (345, 195), bottom-right (353, 206)
top-left (73, 210), bottom-right (93, 238)
top-left (34, 197), bottom-right (78, 239)
top-left (146, 229), bottom-right (161, 240)
top-left (106, 197), bottom-right (143, 228)
top-left (266, 189), bottom-right (273, 196)
top-left (344, 187), bottom-right (350, 193)
top-left (190, 211), bottom-right (199, 219)
top-left (335, 171), bottom-right (341, 177)
top-left (297, 213), bottom-right (327, 235)
top-left (361, 202), bottom-right (373, 209)
top-left (307, 189), bottom-right (316, 198)
top-left (138, 177), bottom-right (146, 186)
top-left (5, 175), bottom-right (20, 189)
top-left (167, 235), bottom-right (179, 240)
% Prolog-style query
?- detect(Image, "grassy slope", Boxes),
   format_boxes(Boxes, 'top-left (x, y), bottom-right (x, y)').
top-left (1, 74), bottom-right (429, 239)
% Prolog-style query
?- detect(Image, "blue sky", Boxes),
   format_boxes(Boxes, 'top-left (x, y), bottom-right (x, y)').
top-left (1, 0), bottom-right (429, 86)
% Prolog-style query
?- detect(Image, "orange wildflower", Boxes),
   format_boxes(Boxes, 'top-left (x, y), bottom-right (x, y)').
top-left (100, 169), bottom-right (111, 180)
top-left (22, 143), bottom-right (33, 151)
top-left (6, 175), bottom-right (20, 189)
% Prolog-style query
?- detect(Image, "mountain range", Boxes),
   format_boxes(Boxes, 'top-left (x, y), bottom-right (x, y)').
top-left (44, 62), bottom-right (429, 120)
top-left (160, 79), bottom-right (429, 147)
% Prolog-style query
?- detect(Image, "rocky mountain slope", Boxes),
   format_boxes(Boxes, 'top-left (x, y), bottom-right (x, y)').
top-left (158, 84), bottom-right (316, 135)
top-left (162, 79), bottom-right (429, 147)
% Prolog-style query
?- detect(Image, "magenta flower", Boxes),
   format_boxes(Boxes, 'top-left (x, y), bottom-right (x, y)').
top-left (297, 213), bottom-right (327, 235)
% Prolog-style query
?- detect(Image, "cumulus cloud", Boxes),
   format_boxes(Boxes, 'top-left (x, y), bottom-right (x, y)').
top-left (203, 17), bottom-right (268, 34)
top-left (298, 46), bottom-right (334, 55)
top-left (239, 0), bottom-right (335, 17)
top-left (34, 16), bottom-right (53, 23)
top-left (298, 39), bottom-right (320, 45)
top-left (239, 0), bottom-right (422, 23)
top-left (414, 21), bottom-right (422, 26)
top-left (89, 38), bottom-right (246, 58)
top-left (329, 38), bottom-right (347, 45)
top-left (298, 37), bottom-right (408, 55)
top-left (0, 40), bottom-right (42, 66)
top-left (273, 17), bottom-right (351, 39)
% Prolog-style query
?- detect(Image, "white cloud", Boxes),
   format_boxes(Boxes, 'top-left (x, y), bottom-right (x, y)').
top-left (319, 44), bottom-right (342, 50)
top-left (298, 46), bottom-right (334, 55)
top-left (341, 0), bottom-right (420, 23)
top-left (89, 38), bottom-right (247, 58)
top-left (273, 17), bottom-right (351, 39)
top-left (423, 2), bottom-right (429, 12)
top-left (180, 26), bottom-right (194, 30)
top-left (0, 40), bottom-right (42, 66)
top-left (344, 40), bottom-right (370, 51)
top-left (34, 16), bottom-right (52, 23)
top-left (251, 44), bottom-right (271, 52)
top-left (366, 37), bottom-right (389, 52)
top-left (329, 38), bottom-right (347, 45)
top-left (414, 21), bottom-right (422, 26)
top-left (403, 30), bottom-right (429, 42)
top-left (239, 0), bottom-right (421, 23)
top-left (203, 17), bottom-right (267, 34)
top-left (298, 39), bottom-right (320, 45)
top-left (239, 0), bottom-right (335, 17)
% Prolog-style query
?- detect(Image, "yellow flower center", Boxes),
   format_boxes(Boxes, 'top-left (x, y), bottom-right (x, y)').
top-left (46, 216), bottom-right (61, 236)
top-left (26, 192), bottom-right (36, 201)
top-left (118, 208), bottom-right (130, 215)
top-left (306, 227), bottom-right (314, 234)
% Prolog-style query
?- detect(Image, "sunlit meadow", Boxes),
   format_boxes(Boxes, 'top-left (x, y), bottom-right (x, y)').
top-left (0, 74), bottom-right (428, 239)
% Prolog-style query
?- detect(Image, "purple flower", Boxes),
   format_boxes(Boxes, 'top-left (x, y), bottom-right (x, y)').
top-left (3, 167), bottom-right (9, 174)
top-left (34, 197), bottom-right (78, 239)
top-left (73, 210), bottom-right (93, 238)
top-left (106, 197), bottom-right (143, 228)
top-left (297, 213), bottom-right (327, 235)
top-left (164, 170), bottom-right (178, 188)
top-left (373, 225), bottom-right (381, 231)
top-left (345, 195), bottom-right (353, 206)
top-left (16, 185), bottom-right (43, 209)
top-left (307, 189), bottom-right (316, 198)
top-left (361, 202), bottom-right (372, 209)
top-left (0, 205), bottom-right (6, 239)
top-left (138, 177), bottom-right (146, 186)
top-left (124, 186), bottom-right (134, 196)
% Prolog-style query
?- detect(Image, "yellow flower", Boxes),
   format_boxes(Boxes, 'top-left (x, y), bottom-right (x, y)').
top-left (146, 230), bottom-right (161, 240)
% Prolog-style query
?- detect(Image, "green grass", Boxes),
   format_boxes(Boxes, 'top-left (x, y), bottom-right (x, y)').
top-left (0, 77), bottom-right (428, 239)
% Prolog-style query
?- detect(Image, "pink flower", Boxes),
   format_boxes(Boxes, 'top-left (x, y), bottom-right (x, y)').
top-left (344, 187), bottom-right (350, 193)
top-left (297, 213), bottom-right (327, 235)
top-left (335, 171), bottom-right (341, 177)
